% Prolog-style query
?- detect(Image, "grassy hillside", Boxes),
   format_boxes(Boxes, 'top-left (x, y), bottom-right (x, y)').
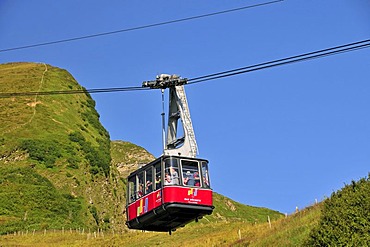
top-left (0, 62), bottom-right (124, 234)
top-left (3, 174), bottom-right (369, 246)
top-left (306, 174), bottom-right (370, 246)
top-left (0, 204), bottom-right (321, 246)
top-left (111, 140), bottom-right (155, 179)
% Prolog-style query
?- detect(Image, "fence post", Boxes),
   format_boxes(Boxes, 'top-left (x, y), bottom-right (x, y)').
top-left (268, 216), bottom-right (271, 229)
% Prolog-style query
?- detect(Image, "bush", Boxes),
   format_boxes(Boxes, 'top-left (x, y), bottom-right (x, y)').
top-left (89, 206), bottom-right (99, 226)
top-left (20, 139), bottom-right (61, 167)
top-left (68, 131), bottom-right (85, 143)
top-left (0, 167), bottom-right (85, 234)
top-left (0, 137), bottom-right (5, 145)
top-left (305, 174), bottom-right (370, 246)
top-left (67, 156), bottom-right (80, 169)
top-left (89, 166), bottom-right (100, 175)
top-left (68, 131), bottom-right (111, 177)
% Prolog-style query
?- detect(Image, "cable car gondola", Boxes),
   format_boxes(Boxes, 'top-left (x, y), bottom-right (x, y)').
top-left (125, 75), bottom-right (214, 233)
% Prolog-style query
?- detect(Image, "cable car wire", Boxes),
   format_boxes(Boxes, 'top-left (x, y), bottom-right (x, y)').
top-left (0, 38), bottom-right (369, 98)
top-left (0, 0), bottom-right (283, 53)
top-left (187, 39), bottom-right (370, 84)
top-left (0, 86), bottom-right (149, 98)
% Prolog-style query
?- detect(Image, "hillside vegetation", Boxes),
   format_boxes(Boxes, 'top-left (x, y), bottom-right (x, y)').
top-left (305, 174), bottom-right (370, 246)
top-left (111, 140), bottom-right (155, 179)
top-left (3, 175), bottom-right (370, 246)
top-left (0, 62), bottom-right (125, 233)
top-left (0, 204), bottom-right (320, 246)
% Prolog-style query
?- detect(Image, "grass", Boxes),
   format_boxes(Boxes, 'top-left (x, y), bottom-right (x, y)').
top-left (210, 193), bottom-right (282, 223)
top-left (0, 166), bottom-right (89, 234)
top-left (245, 204), bottom-right (322, 246)
top-left (0, 203), bottom-right (321, 246)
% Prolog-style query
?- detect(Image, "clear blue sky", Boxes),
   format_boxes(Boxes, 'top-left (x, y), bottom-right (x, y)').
top-left (1, 0), bottom-right (370, 214)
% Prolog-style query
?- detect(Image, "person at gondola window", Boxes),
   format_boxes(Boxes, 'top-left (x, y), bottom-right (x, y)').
top-left (137, 184), bottom-right (143, 198)
top-left (194, 171), bottom-right (200, 187)
top-left (164, 173), bottom-right (173, 185)
top-left (170, 167), bottom-right (179, 185)
top-left (201, 163), bottom-right (210, 188)
top-left (145, 180), bottom-right (153, 193)
top-left (184, 171), bottom-right (195, 186)
top-left (155, 163), bottom-right (162, 190)
top-left (155, 176), bottom-right (161, 189)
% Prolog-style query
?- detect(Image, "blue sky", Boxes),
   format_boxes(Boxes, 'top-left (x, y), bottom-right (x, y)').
top-left (1, 0), bottom-right (370, 214)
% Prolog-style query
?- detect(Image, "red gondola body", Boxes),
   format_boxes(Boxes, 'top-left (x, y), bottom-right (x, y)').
top-left (126, 156), bottom-right (214, 232)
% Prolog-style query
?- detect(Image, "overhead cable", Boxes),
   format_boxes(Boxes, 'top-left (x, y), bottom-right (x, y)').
top-left (0, 0), bottom-right (283, 53)
top-left (187, 39), bottom-right (370, 84)
top-left (0, 86), bottom-right (149, 98)
top-left (0, 38), bottom-right (369, 98)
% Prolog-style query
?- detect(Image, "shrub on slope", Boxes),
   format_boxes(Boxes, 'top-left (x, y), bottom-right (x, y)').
top-left (0, 167), bottom-right (86, 234)
top-left (306, 174), bottom-right (370, 246)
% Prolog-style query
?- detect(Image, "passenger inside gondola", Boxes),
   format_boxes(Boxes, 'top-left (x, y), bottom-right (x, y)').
top-left (155, 175), bottom-right (161, 189)
top-left (146, 180), bottom-right (153, 193)
top-left (184, 171), bottom-right (195, 186)
top-left (137, 184), bottom-right (143, 198)
top-left (145, 167), bottom-right (153, 193)
top-left (194, 171), bottom-right (200, 187)
top-left (165, 159), bottom-right (180, 185)
top-left (170, 167), bottom-right (179, 185)
top-left (155, 163), bottom-right (162, 190)
top-left (137, 172), bottom-right (144, 198)
top-left (201, 163), bottom-right (210, 188)
top-left (164, 173), bottom-right (173, 185)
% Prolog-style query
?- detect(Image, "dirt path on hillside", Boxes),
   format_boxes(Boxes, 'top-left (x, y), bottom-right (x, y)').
top-left (4, 63), bottom-right (48, 134)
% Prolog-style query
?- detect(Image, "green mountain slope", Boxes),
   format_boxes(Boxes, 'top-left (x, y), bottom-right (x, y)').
top-left (0, 62), bottom-right (282, 237)
top-left (0, 62), bottom-right (124, 234)
top-left (306, 174), bottom-right (370, 246)
top-left (111, 140), bottom-right (155, 179)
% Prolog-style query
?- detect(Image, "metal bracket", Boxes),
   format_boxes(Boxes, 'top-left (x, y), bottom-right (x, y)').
top-left (143, 74), bottom-right (197, 158)
top-left (142, 74), bottom-right (188, 89)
